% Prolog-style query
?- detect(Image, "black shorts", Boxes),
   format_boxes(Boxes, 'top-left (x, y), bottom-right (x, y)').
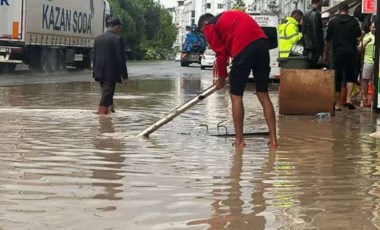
top-left (333, 51), bottom-right (357, 92)
top-left (229, 38), bottom-right (270, 96)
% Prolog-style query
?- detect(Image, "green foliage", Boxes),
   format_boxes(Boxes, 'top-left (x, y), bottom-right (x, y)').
top-left (232, 0), bottom-right (246, 11)
top-left (107, 0), bottom-right (178, 60)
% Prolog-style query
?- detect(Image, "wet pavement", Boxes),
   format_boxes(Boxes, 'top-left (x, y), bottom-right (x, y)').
top-left (1, 61), bottom-right (380, 229)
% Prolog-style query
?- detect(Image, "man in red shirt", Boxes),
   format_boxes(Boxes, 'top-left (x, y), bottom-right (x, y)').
top-left (198, 11), bottom-right (278, 148)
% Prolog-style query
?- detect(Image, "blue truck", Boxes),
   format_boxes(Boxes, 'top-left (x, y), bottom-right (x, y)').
top-left (180, 26), bottom-right (206, 67)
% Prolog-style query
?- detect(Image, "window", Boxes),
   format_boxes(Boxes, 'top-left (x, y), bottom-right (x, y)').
top-left (217, 3), bottom-right (224, 9)
top-left (207, 3), bottom-right (211, 9)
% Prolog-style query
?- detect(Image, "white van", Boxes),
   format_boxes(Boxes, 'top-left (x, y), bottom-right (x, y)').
top-left (249, 13), bottom-right (280, 80)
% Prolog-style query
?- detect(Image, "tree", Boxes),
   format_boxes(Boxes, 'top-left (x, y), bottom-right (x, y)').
top-left (107, 0), bottom-right (177, 60)
top-left (232, 0), bottom-right (246, 12)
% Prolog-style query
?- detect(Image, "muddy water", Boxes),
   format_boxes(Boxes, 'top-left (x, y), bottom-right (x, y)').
top-left (1, 64), bottom-right (380, 229)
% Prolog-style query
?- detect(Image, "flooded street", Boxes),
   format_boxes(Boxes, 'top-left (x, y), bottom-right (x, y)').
top-left (1, 61), bottom-right (380, 229)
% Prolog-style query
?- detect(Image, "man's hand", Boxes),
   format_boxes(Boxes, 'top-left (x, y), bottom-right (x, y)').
top-left (323, 54), bottom-right (328, 65)
top-left (122, 74), bottom-right (128, 84)
top-left (215, 78), bottom-right (226, 90)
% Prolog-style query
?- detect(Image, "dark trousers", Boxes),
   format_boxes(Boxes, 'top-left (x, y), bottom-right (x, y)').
top-left (306, 51), bottom-right (320, 69)
top-left (99, 80), bottom-right (116, 107)
top-left (334, 52), bottom-right (357, 92)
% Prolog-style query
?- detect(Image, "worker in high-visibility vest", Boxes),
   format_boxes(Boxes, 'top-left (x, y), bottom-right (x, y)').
top-left (278, 10), bottom-right (304, 58)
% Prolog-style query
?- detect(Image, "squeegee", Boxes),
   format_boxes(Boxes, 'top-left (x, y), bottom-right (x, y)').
top-left (137, 84), bottom-right (217, 137)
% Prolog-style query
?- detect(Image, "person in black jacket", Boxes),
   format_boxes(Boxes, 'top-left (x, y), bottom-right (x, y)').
top-left (93, 18), bottom-right (128, 115)
top-left (302, 0), bottom-right (324, 69)
top-left (323, 2), bottom-right (362, 110)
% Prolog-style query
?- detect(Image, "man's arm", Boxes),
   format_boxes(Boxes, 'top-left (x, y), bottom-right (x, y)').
top-left (314, 13), bottom-right (324, 55)
top-left (323, 41), bottom-right (331, 64)
top-left (115, 36), bottom-right (128, 80)
top-left (362, 35), bottom-right (372, 50)
top-left (93, 40), bottom-right (97, 79)
top-left (287, 23), bottom-right (302, 45)
top-left (323, 20), bottom-right (332, 64)
top-left (204, 25), bottom-right (229, 79)
top-left (354, 19), bottom-right (362, 39)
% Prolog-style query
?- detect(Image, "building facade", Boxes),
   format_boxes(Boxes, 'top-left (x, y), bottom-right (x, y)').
top-left (169, 0), bottom-right (349, 50)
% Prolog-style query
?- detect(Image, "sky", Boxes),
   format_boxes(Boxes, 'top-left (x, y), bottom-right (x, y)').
top-left (159, 0), bottom-right (176, 8)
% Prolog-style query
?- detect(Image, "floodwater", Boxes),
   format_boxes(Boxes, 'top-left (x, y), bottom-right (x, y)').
top-left (1, 62), bottom-right (380, 229)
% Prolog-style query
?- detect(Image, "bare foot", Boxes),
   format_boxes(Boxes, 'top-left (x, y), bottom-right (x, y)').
top-left (268, 142), bottom-right (278, 148)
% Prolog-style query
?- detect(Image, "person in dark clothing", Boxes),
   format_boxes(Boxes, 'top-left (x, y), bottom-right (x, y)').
top-left (198, 11), bottom-right (278, 148)
top-left (323, 2), bottom-right (362, 111)
top-left (302, 0), bottom-right (324, 69)
top-left (93, 18), bottom-right (128, 115)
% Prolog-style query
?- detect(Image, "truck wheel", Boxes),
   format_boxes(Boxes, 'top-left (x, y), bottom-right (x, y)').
top-left (40, 49), bottom-right (49, 73)
top-left (0, 64), bottom-right (16, 74)
top-left (48, 49), bottom-right (57, 73)
top-left (83, 58), bottom-right (92, 70)
top-left (57, 50), bottom-right (66, 71)
top-left (74, 61), bottom-right (85, 70)
top-left (181, 61), bottom-right (189, 67)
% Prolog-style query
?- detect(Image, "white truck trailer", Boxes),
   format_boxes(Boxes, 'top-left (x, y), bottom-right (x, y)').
top-left (0, 0), bottom-right (111, 73)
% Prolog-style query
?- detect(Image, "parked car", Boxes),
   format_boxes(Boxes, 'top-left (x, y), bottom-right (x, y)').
top-left (200, 49), bottom-right (215, 70)
top-left (250, 13), bottom-right (279, 80)
top-left (175, 53), bottom-right (181, 62)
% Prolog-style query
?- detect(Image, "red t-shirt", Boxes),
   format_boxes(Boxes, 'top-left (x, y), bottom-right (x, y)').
top-left (203, 11), bottom-right (267, 78)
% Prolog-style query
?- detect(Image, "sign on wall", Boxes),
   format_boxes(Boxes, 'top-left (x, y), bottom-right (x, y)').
top-left (362, 0), bottom-right (376, 14)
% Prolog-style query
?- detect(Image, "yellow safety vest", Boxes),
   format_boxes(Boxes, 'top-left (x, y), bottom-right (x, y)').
top-left (278, 17), bottom-right (302, 58)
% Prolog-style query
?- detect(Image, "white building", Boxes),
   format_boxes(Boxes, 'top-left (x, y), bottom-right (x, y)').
top-left (168, 0), bottom-right (349, 50)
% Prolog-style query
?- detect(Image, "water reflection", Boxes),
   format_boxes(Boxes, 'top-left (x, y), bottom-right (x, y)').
top-left (91, 117), bottom-right (125, 201)
top-left (187, 148), bottom-right (276, 229)
top-left (2, 62), bottom-right (380, 228)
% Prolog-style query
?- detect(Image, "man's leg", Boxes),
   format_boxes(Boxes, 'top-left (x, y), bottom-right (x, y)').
top-left (257, 92), bottom-right (277, 147)
top-left (346, 82), bottom-right (354, 104)
top-left (344, 54), bottom-right (357, 109)
top-left (334, 55), bottom-right (344, 110)
top-left (96, 81), bottom-right (108, 114)
top-left (361, 78), bottom-right (369, 106)
top-left (251, 39), bottom-right (278, 147)
top-left (230, 94), bottom-right (245, 147)
top-left (98, 80), bottom-right (116, 115)
top-left (308, 52), bottom-right (320, 69)
top-left (361, 63), bottom-right (373, 106)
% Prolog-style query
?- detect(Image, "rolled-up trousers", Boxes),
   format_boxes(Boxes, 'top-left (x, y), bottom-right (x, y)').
top-left (99, 80), bottom-right (116, 107)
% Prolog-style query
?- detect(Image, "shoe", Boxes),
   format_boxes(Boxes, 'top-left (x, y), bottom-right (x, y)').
top-left (344, 103), bottom-right (356, 110)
